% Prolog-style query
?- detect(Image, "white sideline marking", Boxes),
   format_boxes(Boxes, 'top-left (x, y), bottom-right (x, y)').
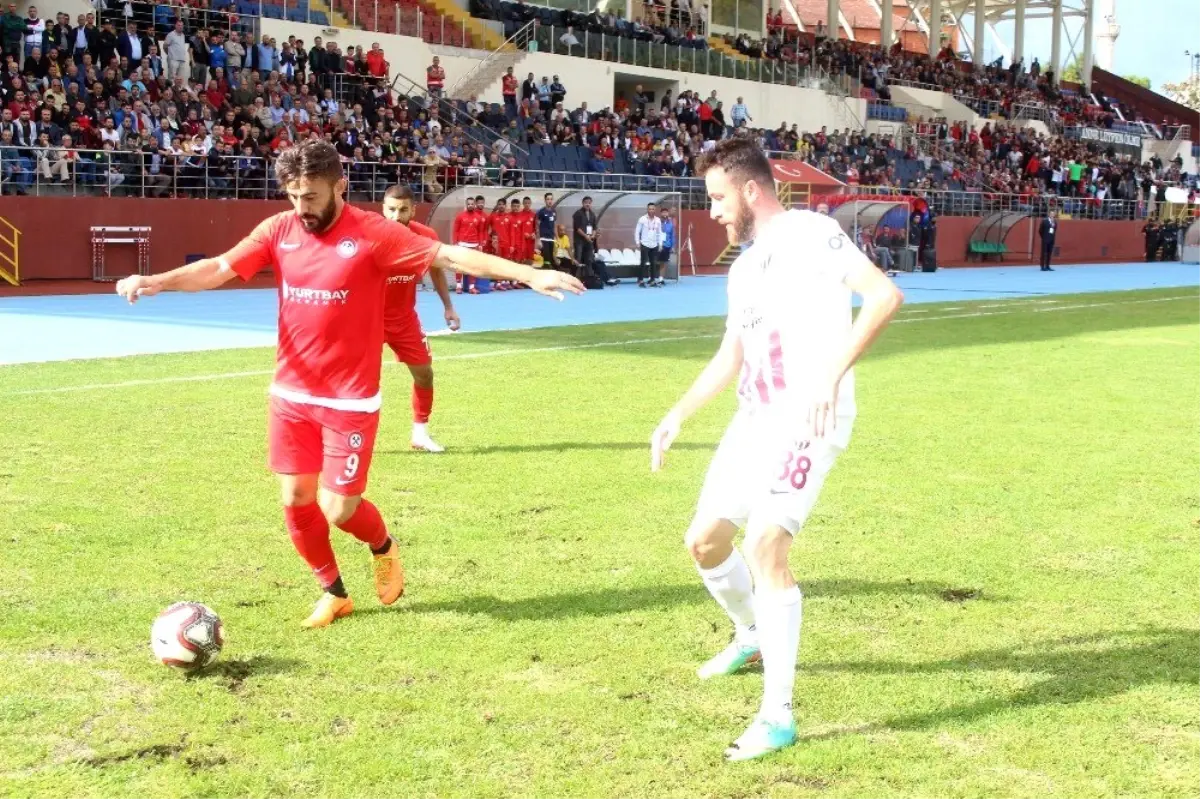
top-left (4, 294), bottom-right (1196, 397)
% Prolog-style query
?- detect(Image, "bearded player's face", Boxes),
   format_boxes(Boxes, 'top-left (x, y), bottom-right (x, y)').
top-left (382, 196), bottom-right (415, 225)
top-left (705, 166), bottom-right (754, 246)
top-left (286, 176), bottom-right (342, 233)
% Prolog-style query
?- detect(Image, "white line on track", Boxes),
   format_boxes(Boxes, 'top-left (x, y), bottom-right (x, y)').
top-left (3, 294), bottom-right (1195, 397)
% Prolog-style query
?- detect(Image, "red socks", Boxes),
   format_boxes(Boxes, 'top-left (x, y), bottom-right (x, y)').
top-left (412, 385), bottom-right (434, 424)
top-left (283, 503), bottom-right (338, 589)
top-left (336, 499), bottom-right (390, 552)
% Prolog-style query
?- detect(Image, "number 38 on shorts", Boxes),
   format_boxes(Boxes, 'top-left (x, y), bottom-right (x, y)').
top-left (774, 442), bottom-right (813, 492)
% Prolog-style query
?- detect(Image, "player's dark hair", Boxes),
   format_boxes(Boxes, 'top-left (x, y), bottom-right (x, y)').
top-left (384, 184), bottom-right (414, 202)
top-left (475, 195), bottom-right (485, 203)
top-left (510, 198), bottom-right (520, 205)
top-left (274, 139), bottom-right (343, 187)
top-left (582, 195), bottom-right (593, 202)
top-left (696, 137), bottom-right (775, 195)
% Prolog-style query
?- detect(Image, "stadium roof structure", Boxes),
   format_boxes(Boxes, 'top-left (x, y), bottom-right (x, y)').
top-left (784, 0), bottom-right (1096, 76)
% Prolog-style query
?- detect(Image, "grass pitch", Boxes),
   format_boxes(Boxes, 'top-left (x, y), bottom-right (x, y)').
top-left (0, 287), bottom-right (1197, 798)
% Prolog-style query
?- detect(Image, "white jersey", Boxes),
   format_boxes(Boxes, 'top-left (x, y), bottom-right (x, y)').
top-left (726, 209), bottom-right (861, 446)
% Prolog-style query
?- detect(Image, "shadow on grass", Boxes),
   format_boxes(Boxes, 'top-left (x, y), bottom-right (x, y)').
top-left (798, 627), bottom-right (1199, 739)
top-left (401, 579), bottom-right (1001, 621)
top-left (185, 654), bottom-right (301, 693)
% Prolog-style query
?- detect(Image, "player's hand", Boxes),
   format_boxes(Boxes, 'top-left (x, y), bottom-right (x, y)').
top-left (115, 274), bottom-right (160, 304)
top-left (444, 307), bottom-right (461, 331)
top-left (526, 269), bottom-right (585, 301)
top-left (807, 375), bottom-right (841, 440)
top-left (650, 410), bottom-right (682, 472)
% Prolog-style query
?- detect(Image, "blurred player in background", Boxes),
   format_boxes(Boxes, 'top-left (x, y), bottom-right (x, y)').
top-left (489, 199), bottom-right (515, 291)
top-left (519, 196), bottom-right (537, 267)
top-left (115, 140), bottom-right (584, 629)
top-left (650, 138), bottom-right (902, 761)
top-left (381, 185), bottom-right (459, 453)
top-left (450, 196), bottom-right (480, 294)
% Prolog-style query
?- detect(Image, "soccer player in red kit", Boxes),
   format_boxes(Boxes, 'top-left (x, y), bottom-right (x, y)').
top-left (381, 184), bottom-right (458, 453)
top-left (451, 196), bottom-right (481, 294)
top-left (519, 196), bottom-right (537, 264)
top-left (489, 200), bottom-right (515, 290)
top-left (115, 141), bottom-right (584, 628)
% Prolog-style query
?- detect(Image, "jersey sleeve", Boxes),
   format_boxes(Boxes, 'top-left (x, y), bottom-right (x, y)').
top-left (372, 216), bottom-right (441, 277)
top-left (220, 214), bottom-right (280, 281)
top-left (806, 214), bottom-right (873, 284)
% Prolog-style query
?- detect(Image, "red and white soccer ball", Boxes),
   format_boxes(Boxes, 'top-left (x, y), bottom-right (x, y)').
top-left (151, 602), bottom-right (224, 671)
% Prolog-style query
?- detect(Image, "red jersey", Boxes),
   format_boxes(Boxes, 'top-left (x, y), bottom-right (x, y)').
top-left (518, 210), bottom-right (536, 245)
top-left (452, 209), bottom-right (482, 246)
top-left (224, 205), bottom-right (440, 411)
top-left (489, 211), bottom-right (512, 249)
top-left (472, 209), bottom-right (489, 242)
top-left (502, 74), bottom-right (517, 96)
top-left (384, 219), bottom-right (440, 335)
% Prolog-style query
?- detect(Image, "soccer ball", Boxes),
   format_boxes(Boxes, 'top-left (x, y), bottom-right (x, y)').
top-left (151, 602), bottom-right (224, 671)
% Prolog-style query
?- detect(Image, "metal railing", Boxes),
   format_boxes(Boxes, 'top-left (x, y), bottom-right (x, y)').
top-left (0, 148), bottom-right (1152, 221)
top-left (844, 184), bottom-right (1148, 221)
top-left (532, 23), bottom-right (841, 90)
top-left (387, 70), bottom-right (526, 156)
top-left (448, 20), bottom-right (535, 101)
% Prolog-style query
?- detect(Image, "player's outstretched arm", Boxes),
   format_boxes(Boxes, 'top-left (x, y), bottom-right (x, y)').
top-left (651, 327), bottom-right (743, 472)
top-left (115, 257), bottom-right (239, 304)
top-left (433, 245), bottom-right (585, 301)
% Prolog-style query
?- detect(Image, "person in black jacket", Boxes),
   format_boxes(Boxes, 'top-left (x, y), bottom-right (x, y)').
top-left (1038, 211), bottom-right (1057, 271)
top-left (1143, 220), bottom-right (1159, 262)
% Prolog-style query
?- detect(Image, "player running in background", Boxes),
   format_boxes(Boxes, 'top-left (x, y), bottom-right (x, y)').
top-left (381, 185), bottom-right (458, 454)
top-left (650, 138), bottom-right (902, 761)
top-left (115, 140), bottom-right (584, 629)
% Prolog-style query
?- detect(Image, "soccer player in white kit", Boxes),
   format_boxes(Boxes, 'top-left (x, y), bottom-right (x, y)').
top-left (650, 139), bottom-right (904, 761)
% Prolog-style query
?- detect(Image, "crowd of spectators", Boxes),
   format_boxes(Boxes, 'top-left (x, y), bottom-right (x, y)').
top-left (0, 0), bottom-right (1191, 227)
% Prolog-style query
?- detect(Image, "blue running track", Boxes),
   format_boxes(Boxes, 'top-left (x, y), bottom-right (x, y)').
top-left (0, 263), bottom-right (1196, 365)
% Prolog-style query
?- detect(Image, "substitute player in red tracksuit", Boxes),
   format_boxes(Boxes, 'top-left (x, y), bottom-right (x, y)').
top-left (518, 196), bottom-right (537, 264)
top-left (381, 185), bottom-right (460, 453)
top-left (113, 140), bottom-right (585, 629)
top-left (451, 197), bottom-right (482, 294)
top-left (489, 200), bottom-right (516, 290)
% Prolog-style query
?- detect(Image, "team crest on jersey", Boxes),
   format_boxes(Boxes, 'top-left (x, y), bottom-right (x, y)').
top-left (347, 432), bottom-right (364, 450)
top-left (829, 234), bottom-right (845, 250)
top-left (336, 238), bottom-right (359, 259)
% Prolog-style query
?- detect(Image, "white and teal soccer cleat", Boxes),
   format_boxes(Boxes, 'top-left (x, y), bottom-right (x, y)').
top-left (697, 640), bottom-right (762, 680)
top-left (724, 715), bottom-right (798, 762)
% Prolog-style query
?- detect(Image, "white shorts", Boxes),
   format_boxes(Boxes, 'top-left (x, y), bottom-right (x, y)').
top-left (695, 411), bottom-right (850, 535)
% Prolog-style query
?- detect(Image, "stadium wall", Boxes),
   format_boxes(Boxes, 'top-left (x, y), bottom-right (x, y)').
top-left (257, 20), bottom-right (862, 132)
top-left (0, 198), bottom-right (1146, 280)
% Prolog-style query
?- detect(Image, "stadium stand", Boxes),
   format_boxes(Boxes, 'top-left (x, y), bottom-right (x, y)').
top-left (1, 0), bottom-right (1194, 231)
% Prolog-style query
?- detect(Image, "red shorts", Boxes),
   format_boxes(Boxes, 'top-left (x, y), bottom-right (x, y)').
top-left (267, 396), bottom-right (379, 496)
top-left (386, 325), bottom-right (432, 366)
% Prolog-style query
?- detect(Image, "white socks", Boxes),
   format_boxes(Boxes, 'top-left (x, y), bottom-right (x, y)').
top-left (412, 422), bottom-right (429, 438)
top-left (697, 550), bottom-right (758, 644)
top-left (755, 585), bottom-right (802, 722)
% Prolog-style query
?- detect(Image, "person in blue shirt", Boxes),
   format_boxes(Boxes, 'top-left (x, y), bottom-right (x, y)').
top-left (536, 191), bottom-right (557, 266)
top-left (659, 207), bottom-right (675, 280)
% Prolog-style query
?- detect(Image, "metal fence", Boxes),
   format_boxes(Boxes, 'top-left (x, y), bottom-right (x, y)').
top-left (844, 185), bottom-right (1147, 221)
top-left (532, 24), bottom-right (847, 92)
top-left (0, 148), bottom-right (1150, 220)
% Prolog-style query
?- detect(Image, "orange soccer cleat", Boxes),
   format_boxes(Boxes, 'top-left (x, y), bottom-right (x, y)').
top-left (301, 593), bottom-right (354, 629)
top-left (372, 540), bottom-right (406, 605)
